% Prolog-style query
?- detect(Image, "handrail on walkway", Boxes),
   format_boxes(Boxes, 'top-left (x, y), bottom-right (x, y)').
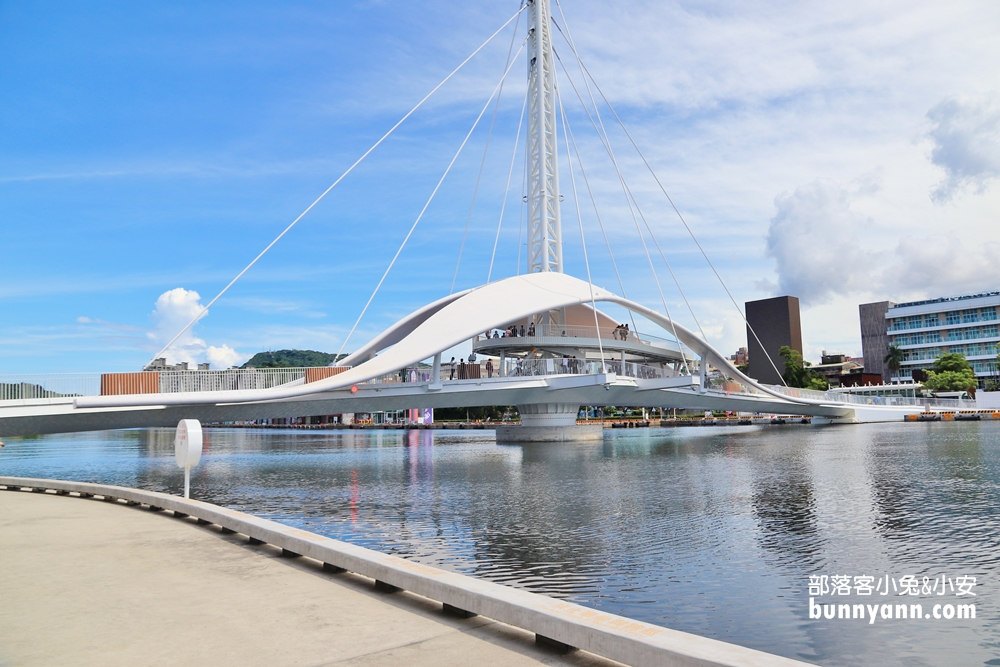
top-left (0, 476), bottom-right (809, 667)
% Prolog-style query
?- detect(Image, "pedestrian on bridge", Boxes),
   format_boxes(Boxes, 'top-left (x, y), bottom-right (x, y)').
top-left (449, 357), bottom-right (456, 380)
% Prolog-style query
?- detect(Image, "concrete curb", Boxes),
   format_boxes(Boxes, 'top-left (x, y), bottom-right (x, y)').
top-left (0, 476), bottom-right (811, 667)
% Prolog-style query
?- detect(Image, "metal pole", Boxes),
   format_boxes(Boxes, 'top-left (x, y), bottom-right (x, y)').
top-left (526, 0), bottom-right (560, 275)
top-left (184, 466), bottom-right (190, 499)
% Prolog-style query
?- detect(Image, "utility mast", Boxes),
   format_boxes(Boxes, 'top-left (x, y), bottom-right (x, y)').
top-left (526, 0), bottom-right (561, 275)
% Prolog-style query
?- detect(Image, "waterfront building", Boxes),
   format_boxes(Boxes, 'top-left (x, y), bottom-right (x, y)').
top-left (143, 358), bottom-right (211, 372)
top-left (811, 352), bottom-right (862, 387)
top-left (729, 347), bottom-right (748, 366)
top-left (745, 296), bottom-right (802, 385)
top-left (860, 291), bottom-right (1000, 387)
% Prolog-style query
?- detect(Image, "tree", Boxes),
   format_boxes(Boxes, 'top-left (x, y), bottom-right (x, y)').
top-left (883, 344), bottom-right (904, 378)
top-left (241, 349), bottom-right (346, 368)
top-left (778, 345), bottom-right (829, 391)
top-left (922, 352), bottom-right (977, 393)
top-left (988, 344), bottom-right (1000, 392)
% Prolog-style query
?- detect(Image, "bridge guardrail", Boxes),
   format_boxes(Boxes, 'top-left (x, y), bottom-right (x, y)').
top-left (476, 325), bottom-right (688, 355)
top-left (0, 367), bottom-right (332, 402)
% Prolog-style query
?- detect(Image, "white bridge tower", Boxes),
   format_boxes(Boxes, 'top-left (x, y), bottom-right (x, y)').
top-left (526, 0), bottom-right (562, 276)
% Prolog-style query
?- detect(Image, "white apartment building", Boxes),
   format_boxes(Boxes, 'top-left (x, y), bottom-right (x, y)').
top-left (884, 291), bottom-right (1000, 386)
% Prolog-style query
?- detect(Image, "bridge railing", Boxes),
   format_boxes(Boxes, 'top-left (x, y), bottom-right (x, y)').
top-left (358, 358), bottom-right (670, 385)
top-left (0, 374), bottom-right (102, 400)
top-left (0, 367), bottom-right (346, 402)
top-left (475, 325), bottom-right (687, 354)
top-left (156, 368), bottom-right (307, 393)
top-left (760, 383), bottom-right (977, 410)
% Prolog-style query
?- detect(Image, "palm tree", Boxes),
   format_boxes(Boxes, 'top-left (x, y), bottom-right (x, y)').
top-left (884, 344), bottom-right (904, 379)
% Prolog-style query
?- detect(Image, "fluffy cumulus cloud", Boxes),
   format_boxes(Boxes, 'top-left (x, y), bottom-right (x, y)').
top-left (765, 179), bottom-right (877, 304)
top-left (147, 288), bottom-right (247, 369)
top-left (765, 179), bottom-right (1000, 306)
top-left (927, 95), bottom-right (1000, 203)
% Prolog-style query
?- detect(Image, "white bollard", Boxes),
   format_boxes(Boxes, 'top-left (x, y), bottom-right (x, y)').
top-left (174, 419), bottom-right (203, 499)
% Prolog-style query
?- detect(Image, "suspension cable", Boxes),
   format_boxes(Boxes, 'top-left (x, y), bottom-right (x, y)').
top-left (561, 92), bottom-right (690, 375)
top-left (337, 36), bottom-right (529, 358)
top-left (451, 10), bottom-right (523, 293)
top-left (553, 8), bottom-right (786, 384)
top-left (516, 123), bottom-right (528, 275)
top-left (487, 86), bottom-right (528, 284)
top-left (557, 87), bottom-right (606, 373)
top-left (148, 6), bottom-right (527, 367)
top-left (551, 28), bottom-right (706, 344)
top-left (552, 49), bottom-right (691, 367)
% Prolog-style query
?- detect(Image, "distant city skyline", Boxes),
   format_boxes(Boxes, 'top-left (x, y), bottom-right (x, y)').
top-left (2, 0), bottom-right (998, 373)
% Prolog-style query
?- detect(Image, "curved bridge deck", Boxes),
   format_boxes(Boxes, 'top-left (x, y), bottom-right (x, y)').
top-left (0, 365), bottom-right (973, 437)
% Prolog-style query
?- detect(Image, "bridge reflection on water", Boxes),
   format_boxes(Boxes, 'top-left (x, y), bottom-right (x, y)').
top-left (1, 422), bottom-right (997, 667)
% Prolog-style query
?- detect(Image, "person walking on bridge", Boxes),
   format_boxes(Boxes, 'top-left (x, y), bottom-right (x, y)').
top-left (449, 357), bottom-right (456, 381)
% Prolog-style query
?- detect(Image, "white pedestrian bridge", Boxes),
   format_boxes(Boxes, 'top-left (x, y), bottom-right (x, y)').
top-left (0, 273), bottom-right (971, 437)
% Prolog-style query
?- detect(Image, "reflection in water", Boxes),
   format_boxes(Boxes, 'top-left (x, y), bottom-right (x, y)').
top-left (749, 450), bottom-right (823, 570)
top-left (2, 423), bottom-right (999, 667)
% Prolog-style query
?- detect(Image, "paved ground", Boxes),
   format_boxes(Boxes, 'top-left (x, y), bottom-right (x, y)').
top-left (0, 489), bottom-right (621, 667)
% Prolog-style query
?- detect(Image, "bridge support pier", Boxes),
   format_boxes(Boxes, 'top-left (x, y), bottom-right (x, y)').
top-left (495, 404), bottom-right (603, 443)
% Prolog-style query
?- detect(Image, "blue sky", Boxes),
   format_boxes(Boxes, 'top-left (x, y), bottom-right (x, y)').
top-left (2, 0), bottom-right (999, 374)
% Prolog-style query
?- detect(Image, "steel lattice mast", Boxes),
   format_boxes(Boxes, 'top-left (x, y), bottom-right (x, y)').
top-left (526, 0), bottom-right (561, 275)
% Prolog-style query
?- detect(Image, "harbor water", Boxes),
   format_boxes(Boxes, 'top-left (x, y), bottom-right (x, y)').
top-left (2, 422), bottom-right (998, 666)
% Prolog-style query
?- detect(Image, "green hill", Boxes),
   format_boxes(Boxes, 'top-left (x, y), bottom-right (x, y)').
top-left (241, 349), bottom-right (346, 369)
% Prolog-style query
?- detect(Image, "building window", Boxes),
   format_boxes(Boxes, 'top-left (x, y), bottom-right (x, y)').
top-left (926, 331), bottom-right (942, 343)
top-left (963, 310), bottom-right (980, 323)
top-left (982, 307), bottom-right (997, 321)
top-left (924, 314), bottom-right (939, 327)
top-left (947, 329), bottom-right (963, 341)
top-left (946, 311), bottom-right (961, 325)
top-left (908, 316), bottom-right (923, 329)
top-left (983, 325), bottom-right (999, 338)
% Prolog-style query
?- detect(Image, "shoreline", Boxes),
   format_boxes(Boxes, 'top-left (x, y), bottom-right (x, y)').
top-left (1, 476), bottom-right (810, 667)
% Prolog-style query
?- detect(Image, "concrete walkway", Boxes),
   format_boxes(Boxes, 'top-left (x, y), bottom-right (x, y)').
top-left (0, 490), bottom-right (620, 667)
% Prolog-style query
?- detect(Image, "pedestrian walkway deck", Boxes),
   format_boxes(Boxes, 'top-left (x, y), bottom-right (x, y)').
top-left (0, 490), bottom-right (616, 667)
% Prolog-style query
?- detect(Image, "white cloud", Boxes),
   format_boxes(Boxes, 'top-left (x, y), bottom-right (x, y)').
top-left (927, 95), bottom-right (1000, 203)
top-left (765, 178), bottom-right (1000, 307)
top-left (147, 288), bottom-right (249, 369)
top-left (882, 236), bottom-right (1000, 299)
top-left (765, 179), bottom-right (877, 305)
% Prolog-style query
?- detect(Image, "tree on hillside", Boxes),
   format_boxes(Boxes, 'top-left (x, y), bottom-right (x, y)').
top-left (778, 345), bottom-right (829, 391)
top-left (922, 352), bottom-right (977, 393)
top-left (241, 349), bottom-right (346, 368)
top-left (883, 344), bottom-right (904, 378)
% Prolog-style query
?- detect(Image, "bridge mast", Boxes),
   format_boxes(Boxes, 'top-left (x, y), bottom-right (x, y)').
top-left (526, 0), bottom-right (561, 276)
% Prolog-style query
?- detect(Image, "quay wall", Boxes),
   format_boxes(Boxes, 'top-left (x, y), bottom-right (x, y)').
top-left (0, 476), bottom-right (809, 667)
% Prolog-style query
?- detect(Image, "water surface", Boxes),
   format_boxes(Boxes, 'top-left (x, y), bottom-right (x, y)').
top-left (2, 423), bottom-right (998, 666)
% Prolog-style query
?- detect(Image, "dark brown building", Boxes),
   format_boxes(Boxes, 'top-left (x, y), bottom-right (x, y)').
top-left (859, 301), bottom-right (893, 384)
top-left (745, 296), bottom-right (802, 385)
